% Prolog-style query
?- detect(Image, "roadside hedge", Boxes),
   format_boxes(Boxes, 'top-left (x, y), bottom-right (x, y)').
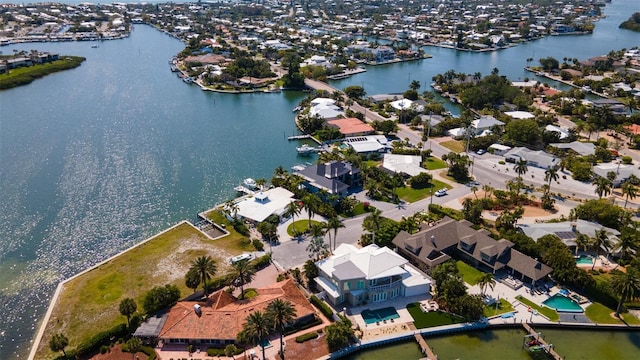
top-left (310, 295), bottom-right (334, 320)
top-left (74, 323), bottom-right (128, 358)
top-left (251, 253), bottom-right (271, 270)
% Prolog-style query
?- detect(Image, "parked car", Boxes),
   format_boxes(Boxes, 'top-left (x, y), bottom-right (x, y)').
top-left (230, 253), bottom-right (252, 264)
top-left (435, 189), bottom-right (448, 197)
top-left (476, 149), bottom-right (486, 155)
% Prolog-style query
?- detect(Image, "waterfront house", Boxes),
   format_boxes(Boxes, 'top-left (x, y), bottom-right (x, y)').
top-left (518, 220), bottom-right (621, 257)
top-left (326, 117), bottom-right (375, 137)
top-left (315, 244), bottom-right (431, 307)
top-left (295, 161), bottom-right (361, 196)
top-left (471, 115), bottom-right (505, 135)
top-left (155, 279), bottom-right (315, 347)
top-left (392, 217), bottom-right (552, 286)
top-left (234, 187), bottom-right (295, 224)
top-left (309, 98), bottom-right (345, 120)
top-left (343, 135), bottom-right (392, 155)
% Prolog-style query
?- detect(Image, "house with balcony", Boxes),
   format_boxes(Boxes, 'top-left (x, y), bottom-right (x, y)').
top-left (314, 244), bottom-right (431, 307)
top-left (392, 217), bottom-right (552, 287)
top-left (295, 160), bottom-right (361, 196)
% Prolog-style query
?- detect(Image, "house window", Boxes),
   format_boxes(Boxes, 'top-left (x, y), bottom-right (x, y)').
top-left (343, 282), bottom-right (351, 290)
top-left (391, 288), bottom-right (400, 299)
top-left (357, 280), bottom-right (364, 289)
top-left (369, 279), bottom-right (377, 286)
top-left (372, 292), bottom-right (387, 302)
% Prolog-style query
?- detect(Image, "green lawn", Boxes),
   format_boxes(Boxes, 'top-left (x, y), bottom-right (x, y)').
top-left (456, 261), bottom-right (484, 286)
top-left (340, 202), bottom-right (369, 218)
top-left (483, 298), bottom-right (515, 318)
top-left (406, 303), bottom-right (465, 329)
top-left (515, 295), bottom-right (560, 322)
top-left (287, 219), bottom-right (322, 236)
top-left (440, 140), bottom-right (465, 153)
top-left (423, 157), bottom-right (447, 170)
top-left (585, 302), bottom-right (640, 325)
top-left (37, 220), bottom-right (247, 359)
top-left (362, 160), bottom-right (382, 168)
top-left (396, 179), bottom-right (450, 203)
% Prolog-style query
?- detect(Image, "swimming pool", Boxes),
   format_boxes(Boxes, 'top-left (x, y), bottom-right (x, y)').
top-left (361, 307), bottom-right (400, 324)
top-left (575, 255), bottom-right (594, 265)
top-left (542, 294), bottom-right (583, 312)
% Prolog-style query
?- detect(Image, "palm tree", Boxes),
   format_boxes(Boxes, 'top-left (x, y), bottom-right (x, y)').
top-left (610, 268), bottom-right (640, 318)
top-left (274, 166), bottom-right (288, 179)
top-left (622, 180), bottom-right (637, 208)
top-left (544, 166), bottom-right (559, 193)
top-left (594, 177), bottom-right (612, 199)
top-left (190, 255), bottom-right (217, 296)
top-left (266, 299), bottom-right (297, 360)
top-left (470, 186), bottom-right (478, 199)
top-left (307, 224), bottom-right (329, 260)
top-left (575, 232), bottom-right (592, 256)
top-left (232, 260), bottom-right (256, 299)
top-left (476, 273), bottom-right (496, 296)
top-left (242, 311), bottom-right (272, 360)
top-left (592, 229), bottom-right (611, 270)
top-left (616, 228), bottom-right (640, 261)
top-left (119, 298), bottom-right (137, 329)
top-left (514, 159), bottom-right (528, 179)
top-left (362, 208), bottom-right (383, 244)
top-left (302, 194), bottom-right (321, 228)
top-left (326, 216), bottom-right (345, 252)
top-left (283, 200), bottom-right (301, 224)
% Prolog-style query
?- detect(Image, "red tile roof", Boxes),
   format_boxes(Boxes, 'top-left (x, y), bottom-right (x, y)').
top-left (327, 117), bottom-right (374, 136)
top-left (159, 279), bottom-right (315, 341)
top-left (625, 124), bottom-right (640, 135)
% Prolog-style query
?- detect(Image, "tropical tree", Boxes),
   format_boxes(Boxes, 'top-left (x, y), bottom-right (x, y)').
top-left (126, 337), bottom-right (142, 360)
top-left (514, 159), bottom-right (528, 179)
top-left (266, 299), bottom-right (297, 360)
top-left (592, 229), bottom-right (611, 269)
top-left (362, 208), bottom-right (383, 243)
top-left (544, 166), bottom-right (559, 193)
top-left (49, 333), bottom-right (69, 357)
top-left (225, 344), bottom-right (239, 359)
top-left (575, 232), bottom-right (592, 256)
top-left (476, 273), bottom-right (496, 296)
top-left (225, 199), bottom-right (239, 218)
top-left (302, 194), bottom-right (321, 227)
top-left (185, 268), bottom-right (201, 293)
top-left (190, 255), bottom-right (218, 296)
top-left (594, 176), bottom-right (612, 199)
top-left (470, 186), bottom-right (478, 199)
top-left (284, 200), bottom-right (301, 223)
top-left (326, 216), bottom-right (345, 252)
top-left (616, 228), bottom-right (640, 260)
top-left (242, 311), bottom-right (272, 360)
top-left (307, 225), bottom-right (329, 261)
top-left (622, 180), bottom-right (638, 208)
top-left (232, 260), bottom-right (256, 299)
top-left (610, 268), bottom-right (640, 317)
top-left (119, 298), bottom-right (137, 328)
top-left (409, 80), bottom-right (421, 91)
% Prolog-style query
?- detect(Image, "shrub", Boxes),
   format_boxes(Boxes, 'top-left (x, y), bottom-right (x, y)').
top-left (622, 155), bottom-right (632, 164)
top-left (251, 253), bottom-right (271, 270)
top-left (252, 239), bottom-right (265, 251)
top-left (310, 295), bottom-right (334, 320)
top-left (99, 345), bottom-right (109, 354)
top-left (296, 331), bottom-right (319, 343)
top-left (75, 324), bottom-right (128, 358)
top-left (141, 346), bottom-right (157, 360)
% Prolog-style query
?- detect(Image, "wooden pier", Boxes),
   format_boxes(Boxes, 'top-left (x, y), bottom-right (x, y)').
top-left (287, 134), bottom-right (311, 140)
top-left (522, 323), bottom-right (563, 360)
top-left (414, 334), bottom-right (437, 360)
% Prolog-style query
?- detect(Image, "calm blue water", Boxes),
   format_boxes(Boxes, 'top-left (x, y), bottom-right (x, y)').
top-left (0, 0), bottom-right (639, 358)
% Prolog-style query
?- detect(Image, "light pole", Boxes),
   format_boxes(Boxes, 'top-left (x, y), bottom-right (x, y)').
top-left (427, 112), bottom-right (432, 151)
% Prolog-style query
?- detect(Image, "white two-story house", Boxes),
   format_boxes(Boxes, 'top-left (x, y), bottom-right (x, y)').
top-left (315, 244), bottom-right (431, 307)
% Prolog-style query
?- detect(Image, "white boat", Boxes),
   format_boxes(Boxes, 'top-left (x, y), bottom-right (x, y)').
top-left (242, 178), bottom-right (257, 189)
top-left (292, 105), bottom-right (302, 113)
top-left (296, 144), bottom-right (316, 155)
top-left (291, 164), bottom-right (306, 171)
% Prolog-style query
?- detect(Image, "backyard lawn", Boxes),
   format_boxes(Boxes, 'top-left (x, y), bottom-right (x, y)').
top-left (515, 295), bottom-right (559, 322)
top-left (483, 298), bottom-right (516, 318)
top-left (396, 180), bottom-right (450, 203)
top-left (456, 261), bottom-right (484, 286)
top-left (406, 303), bottom-right (465, 329)
top-left (585, 302), bottom-right (640, 325)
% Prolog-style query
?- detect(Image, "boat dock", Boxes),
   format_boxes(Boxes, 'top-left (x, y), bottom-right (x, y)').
top-left (234, 185), bottom-right (255, 195)
top-left (522, 323), bottom-right (563, 360)
top-left (287, 134), bottom-right (311, 140)
top-left (414, 334), bottom-right (437, 360)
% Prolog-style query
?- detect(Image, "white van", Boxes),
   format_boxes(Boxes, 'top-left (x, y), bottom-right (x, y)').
top-left (230, 253), bottom-right (252, 264)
